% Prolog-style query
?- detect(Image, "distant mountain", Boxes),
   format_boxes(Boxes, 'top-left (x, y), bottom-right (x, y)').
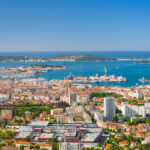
top-left (49, 55), bottom-right (115, 62)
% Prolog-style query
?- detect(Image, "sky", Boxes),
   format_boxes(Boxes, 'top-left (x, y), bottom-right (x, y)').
top-left (0, 0), bottom-right (150, 52)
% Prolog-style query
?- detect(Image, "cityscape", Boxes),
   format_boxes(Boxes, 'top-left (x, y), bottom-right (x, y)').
top-left (0, 0), bottom-right (150, 150)
top-left (0, 67), bottom-right (150, 150)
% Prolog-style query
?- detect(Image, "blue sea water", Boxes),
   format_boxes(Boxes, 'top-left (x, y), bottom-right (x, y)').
top-left (0, 51), bottom-right (150, 87)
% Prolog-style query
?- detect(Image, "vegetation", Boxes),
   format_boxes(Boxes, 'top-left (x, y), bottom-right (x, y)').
top-left (52, 143), bottom-right (59, 150)
top-left (24, 136), bottom-right (31, 142)
top-left (47, 138), bottom-right (58, 150)
top-left (48, 138), bottom-right (57, 144)
top-left (122, 117), bottom-right (130, 122)
top-left (18, 69), bottom-right (27, 73)
top-left (20, 145), bottom-right (25, 150)
top-left (29, 64), bottom-right (65, 69)
top-left (91, 92), bottom-right (122, 98)
top-left (112, 116), bottom-right (118, 123)
top-left (0, 119), bottom-right (8, 128)
top-left (0, 130), bottom-right (16, 139)
top-left (126, 118), bottom-right (147, 126)
top-left (9, 104), bottom-right (54, 119)
top-left (0, 56), bottom-right (42, 62)
top-left (84, 148), bottom-right (100, 150)
top-left (50, 54), bottom-right (115, 62)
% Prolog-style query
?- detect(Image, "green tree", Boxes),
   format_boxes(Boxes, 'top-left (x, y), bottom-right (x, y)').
top-left (24, 136), bottom-right (30, 142)
top-left (52, 143), bottom-right (59, 150)
top-left (112, 116), bottom-right (118, 123)
top-left (29, 145), bottom-right (34, 150)
top-left (34, 145), bottom-right (40, 150)
top-left (20, 145), bottom-right (24, 150)
top-left (48, 138), bottom-right (57, 144)
top-left (97, 142), bottom-right (100, 147)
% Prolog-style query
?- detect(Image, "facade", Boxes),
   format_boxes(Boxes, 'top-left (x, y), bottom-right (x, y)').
top-left (59, 143), bottom-right (82, 150)
top-left (93, 110), bottom-right (103, 121)
top-left (145, 102), bottom-right (150, 116)
top-left (51, 108), bottom-right (64, 116)
top-left (128, 89), bottom-right (143, 99)
top-left (76, 93), bottom-right (90, 104)
top-left (122, 103), bottom-right (146, 117)
top-left (69, 92), bottom-right (77, 106)
top-left (104, 97), bottom-right (115, 121)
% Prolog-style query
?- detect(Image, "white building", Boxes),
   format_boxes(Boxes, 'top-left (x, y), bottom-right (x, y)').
top-left (144, 102), bottom-right (150, 115)
top-left (104, 97), bottom-right (115, 121)
top-left (93, 110), bottom-right (103, 121)
top-left (69, 92), bottom-right (77, 106)
top-left (128, 89), bottom-right (143, 99)
top-left (122, 103), bottom-right (146, 117)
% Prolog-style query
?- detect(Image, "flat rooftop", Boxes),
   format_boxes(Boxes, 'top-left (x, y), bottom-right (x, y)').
top-left (30, 121), bottom-right (49, 127)
top-left (82, 133), bottom-right (100, 142)
top-left (39, 133), bottom-right (55, 139)
top-left (15, 132), bottom-right (32, 139)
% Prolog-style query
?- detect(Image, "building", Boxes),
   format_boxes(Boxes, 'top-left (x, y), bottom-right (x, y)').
top-left (93, 110), bottom-right (103, 121)
top-left (25, 111), bottom-right (31, 117)
top-left (76, 93), bottom-right (90, 104)
top-left (1, 147), bottom-right (19, 150)
top-left (128, 89), bottom-right (143, 99)
top-left (15, 121), bottom-right (104, 147)
top-left (104, 97), bottom-right (115, 121)
top-left (122, 103), bottom-right (146, 117)
top-left (1, 110), bottom-right (12, 120)
top-left (51, 108), bottom-right (64, 116)
top-left (136, 89), bottom-right (143, 99)
top-left (69, 92), bottom-right (77, 106)
top-left (59, 143), bottom-right (82, 150)
top-left (145, 102), bottom-right (150, 116)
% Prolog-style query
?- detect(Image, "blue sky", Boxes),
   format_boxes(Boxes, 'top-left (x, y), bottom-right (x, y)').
top-left (0, 0), bottom-right (150, 52)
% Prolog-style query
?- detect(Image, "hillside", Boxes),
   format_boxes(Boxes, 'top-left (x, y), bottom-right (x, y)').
top-left (49, 55), bottom-right (115, 62)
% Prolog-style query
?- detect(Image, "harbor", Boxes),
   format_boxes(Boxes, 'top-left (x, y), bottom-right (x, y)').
top-left (0, 65), bottom-right (67, 79)
top-left (0, 58), bottom-right (149, 87)
top-left (65, 66), bottom-right (127, 83)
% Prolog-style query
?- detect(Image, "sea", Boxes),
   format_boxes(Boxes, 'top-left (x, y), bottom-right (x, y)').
top-left (0, 51), bottom-right (150, 87)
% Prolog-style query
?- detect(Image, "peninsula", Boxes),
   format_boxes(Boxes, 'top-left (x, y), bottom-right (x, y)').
top-left (0, 56), bottom-right (44, 62)
top-left (49, 54), bottom-right (115, 62)
top-left (0, 64), bottom-right (67, 78)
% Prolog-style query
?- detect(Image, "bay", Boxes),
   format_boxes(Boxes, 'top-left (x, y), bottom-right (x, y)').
top-left (0, 51), bottom-right (150, 87)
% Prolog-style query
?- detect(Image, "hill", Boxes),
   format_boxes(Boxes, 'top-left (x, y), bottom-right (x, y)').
top-left (49, 55), bottom-right (115, 62)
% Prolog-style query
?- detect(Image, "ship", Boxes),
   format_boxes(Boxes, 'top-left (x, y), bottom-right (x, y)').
top-left (65, 73), bottom-right (74, 80)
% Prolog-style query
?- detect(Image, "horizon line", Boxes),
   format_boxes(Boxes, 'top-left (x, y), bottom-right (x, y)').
top-left (0, 50), bottom-right (150, 53)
